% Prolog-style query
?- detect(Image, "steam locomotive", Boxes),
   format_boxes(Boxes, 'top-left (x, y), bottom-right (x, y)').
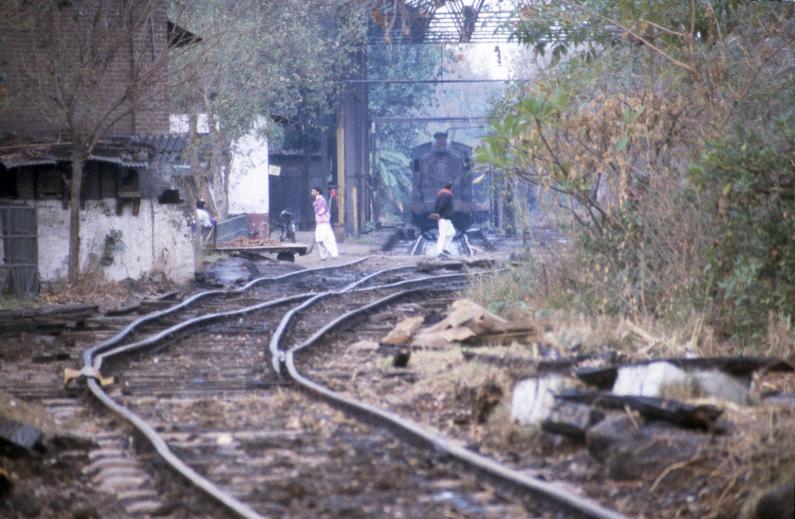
top-left (410, 132), bottom-right (488, 232)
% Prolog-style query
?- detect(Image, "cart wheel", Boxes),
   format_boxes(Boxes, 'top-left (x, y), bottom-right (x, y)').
top-left (276, 252), bottom-right (295, 262)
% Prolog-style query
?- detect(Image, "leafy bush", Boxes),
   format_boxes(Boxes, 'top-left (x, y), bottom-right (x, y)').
top-left (477, 1), bottom-right (795, 347)
top-left (690, 125), bottom-right (795, 339)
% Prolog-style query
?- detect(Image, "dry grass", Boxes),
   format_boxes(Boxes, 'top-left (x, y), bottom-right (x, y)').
top-left (765, 312), bottom-right (795, 360)
top-left (467, 260), bottom-right (795, 360)
top-left (708, 404), bottom-right (795, 518)
top-left (40, 270), bottom-right (177, 311)
top-left (0, 392), bottom-right (59, 435)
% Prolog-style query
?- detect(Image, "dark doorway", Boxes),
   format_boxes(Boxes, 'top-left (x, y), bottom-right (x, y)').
top-left (0, 205), bottom-right (39, 296)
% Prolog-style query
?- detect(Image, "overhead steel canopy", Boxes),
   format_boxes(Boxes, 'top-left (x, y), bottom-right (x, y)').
top-left (367, 0), bottom-right (519, 44)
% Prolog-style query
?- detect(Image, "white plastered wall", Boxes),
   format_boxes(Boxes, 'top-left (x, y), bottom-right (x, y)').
top-left (228, 118), bottom-right (269, 215)
top-left (34, 199), bottom-right (195, 283)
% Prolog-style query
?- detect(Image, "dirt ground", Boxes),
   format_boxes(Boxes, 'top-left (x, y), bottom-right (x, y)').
top-left (5, 227), bottom-right (790, 518)
top-left (0, 228), bottom-right (416, 518)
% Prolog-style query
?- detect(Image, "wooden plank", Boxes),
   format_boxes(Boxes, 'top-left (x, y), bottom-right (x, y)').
top-left (212, 244), bottom-right (308, 254)
top-left (0, 303), bottom-right (98, 320)
top-left (556, 390), bottom-right (723, 430)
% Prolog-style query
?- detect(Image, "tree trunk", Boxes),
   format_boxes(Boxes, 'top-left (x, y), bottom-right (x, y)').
top-left (302, 121), bottom-right (312, 230)
top-left (220, 141), bottom-right (232, 219)
top-left (188, 112), bottom-right (205, 271)
top-left (67, 149), bottom-right (86, 282)
top-left (202, 86), bottom-right (225, 218)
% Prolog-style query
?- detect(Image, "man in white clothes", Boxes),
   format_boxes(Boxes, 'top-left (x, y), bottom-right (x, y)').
top-left (433, 183), bottom-right (455, 257)
top-left (311, 186), bottom-right (339, 260)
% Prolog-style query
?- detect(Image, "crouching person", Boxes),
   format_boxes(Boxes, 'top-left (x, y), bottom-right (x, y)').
top-left (311, 186), bottom-right (338, 260)
top-left (195, 198), bottom-right (216, 245)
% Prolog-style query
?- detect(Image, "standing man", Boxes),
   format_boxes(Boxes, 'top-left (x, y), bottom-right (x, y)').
top-left (434, 183), bottom-right (455, 257)
top-left (311, 186), bottom-right (339, 260)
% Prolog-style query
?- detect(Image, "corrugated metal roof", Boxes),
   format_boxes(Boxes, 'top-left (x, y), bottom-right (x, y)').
top-left (88, 154), bottom-right (149, 168)
top-left (0, 158), bottom-right (58, 169)
top-left (131, 133), bottom-right (188, 167)
top-left (0, 134), bottom-right (190, 172)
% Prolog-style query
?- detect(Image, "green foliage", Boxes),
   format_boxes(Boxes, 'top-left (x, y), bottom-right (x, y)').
top-left (480, 0), bottom-right (795, 345)
top-left (368, 44), bottom-right (441, 152)
top-left (690, 125), bottom-right (795, 338)
top-left (510, 0), bottom-right (746, 64)
top-left (172, 0), bottom-right (366, 142)
top-left (374, 149), bottom-right (411, 215)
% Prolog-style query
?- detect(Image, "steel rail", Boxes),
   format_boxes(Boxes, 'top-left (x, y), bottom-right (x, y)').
top-left (94, 266), bottom-right (419, 367)
top-left (280, 288), bottom-right (629, 519)
top-left (410, 235), bottom-right (424, 256)
top-left (77, 260), bottom-right (419, 519)
top-left (94, 293), bottom-right (310, 369)
top-left (463, 233), bottom-right (474, 256)
top-left (84, 292), bottom-right (320, 519)
top-left (81, 256), bottom-right (370, 367)
top-left (85, 378), bottom-right (265, 519)
top-left (268, 269), bottom-right (474, 374)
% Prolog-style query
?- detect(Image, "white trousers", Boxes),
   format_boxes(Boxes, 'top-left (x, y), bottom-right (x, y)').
top-left (315, 222), bottom-right (339, 259)
top-left (436, 218), bottom-right (455, 256)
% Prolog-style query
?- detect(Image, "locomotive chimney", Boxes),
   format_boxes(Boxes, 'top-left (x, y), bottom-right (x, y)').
top-left (433, 131), bottom-right (448, 151)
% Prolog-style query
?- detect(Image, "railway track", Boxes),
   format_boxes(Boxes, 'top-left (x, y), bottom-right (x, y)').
top-left (274, 284), bottom-right (625, 519)
top-left (386, 228), bottom-right (498, 257)
top-left (67, 256), bottom-right (626, 518)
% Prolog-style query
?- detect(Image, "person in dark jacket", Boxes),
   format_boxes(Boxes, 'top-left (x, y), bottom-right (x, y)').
top-left (434, 183), bottom-right (455, 256)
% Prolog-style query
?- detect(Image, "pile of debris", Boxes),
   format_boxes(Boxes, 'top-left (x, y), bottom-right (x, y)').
top-left (381, 299), bottom-right (537, 349)
top-left (216, 236), bottom-right (280, 248)
top-left (375, 298), bottom-right (795, 518)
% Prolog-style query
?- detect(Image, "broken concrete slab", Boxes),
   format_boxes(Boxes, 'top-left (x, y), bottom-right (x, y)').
top-left (692, 370), bottom-right (751, 406)
top-left (412, 299), bottom-right (537, 347)
top-left (612, 361), bottom-right (692, 398)
top-left (511, 375), bottom-right (568, 426)
top-left (421, 299), bottom-right (506, 335)
top-left (577, 356), bottom-right (794, 389)
top-left (592, 361), bottom-right (753, 406)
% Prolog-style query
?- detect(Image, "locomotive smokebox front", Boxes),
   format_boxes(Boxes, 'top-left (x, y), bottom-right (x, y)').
top-left (410, 133), bottom-right (474, 232)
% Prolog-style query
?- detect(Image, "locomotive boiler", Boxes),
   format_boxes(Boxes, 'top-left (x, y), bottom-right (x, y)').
top-left (410, 132), bottom-right (487, 232)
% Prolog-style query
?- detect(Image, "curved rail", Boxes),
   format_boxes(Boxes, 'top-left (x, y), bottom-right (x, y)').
top-left (268, 270), bottom-right (472, 374)
top-left (410, 235), bottom-right (424, 256)
top-left (82, 256), bottom-right (370, 367)
top-left (77, 260), bottom-right (420, 519)
top-left (279, 288), bottom-right (629, 519)
top-left (85, 378), bottom-right (265, 519)
top-left (463, 233), bottom-right (474, 256)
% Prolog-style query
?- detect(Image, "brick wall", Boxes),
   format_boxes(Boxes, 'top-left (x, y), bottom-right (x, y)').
top-left (0, 0), bottom-right (170, 138)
